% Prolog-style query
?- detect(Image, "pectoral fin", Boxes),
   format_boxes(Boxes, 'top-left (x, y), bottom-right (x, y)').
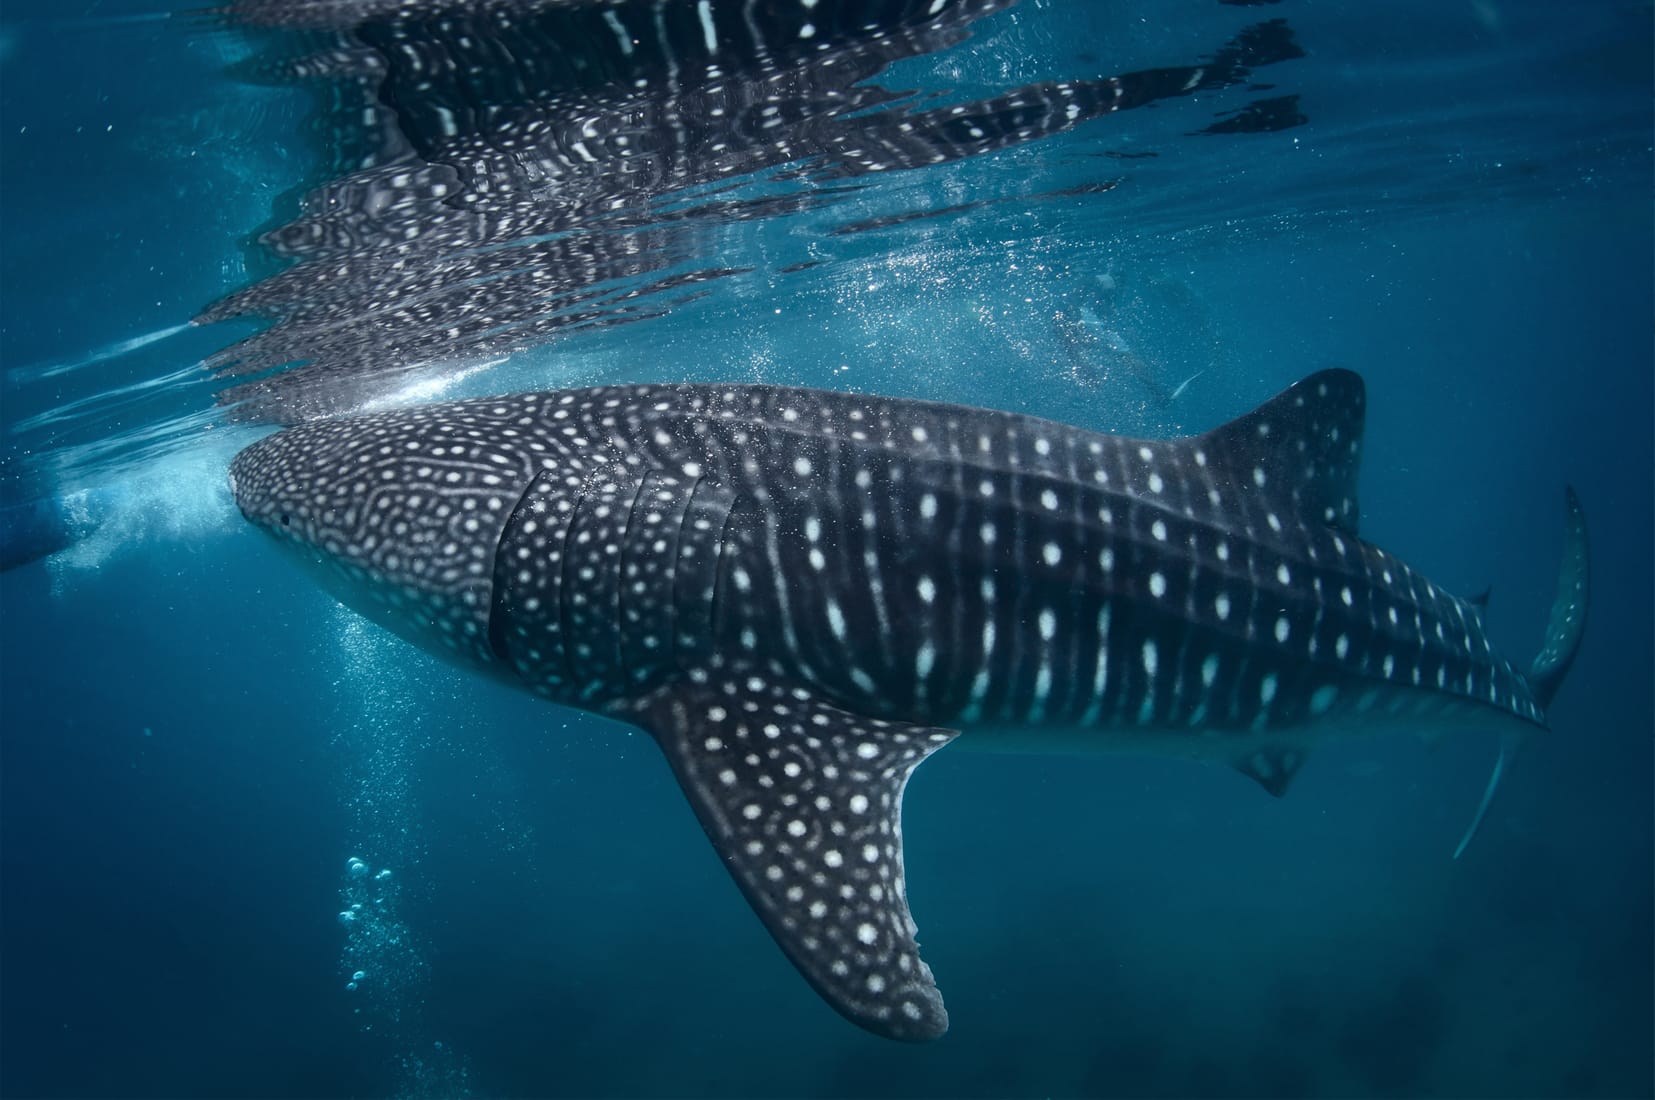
top-left (627, 674), bottom-right (957, 1041)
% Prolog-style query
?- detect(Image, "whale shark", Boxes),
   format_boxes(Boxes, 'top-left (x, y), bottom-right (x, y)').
top-left (228, 369), bottom-right (1588, 1040)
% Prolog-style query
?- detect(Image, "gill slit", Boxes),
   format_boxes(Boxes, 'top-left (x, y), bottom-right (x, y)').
top-left (614, 472), bottom-right (652, 686)
top-left (555, 489), bottom-right (583, 691)
top-left (707, 491), bottom-right (740, 661)
top-left (668, 475), bottom-right (707, 670)
top-left (485, 472), bottom-right (543, 664)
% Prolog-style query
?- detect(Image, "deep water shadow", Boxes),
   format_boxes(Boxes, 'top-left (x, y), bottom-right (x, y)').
top-left (1338, 974), bottom-right (1444, 1096)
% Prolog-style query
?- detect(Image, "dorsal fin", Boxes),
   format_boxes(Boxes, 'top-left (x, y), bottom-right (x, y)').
top-left (1195, 368), bottom-right (1366, 535)
top-left (1462, 586), bottom-right (1493, 628)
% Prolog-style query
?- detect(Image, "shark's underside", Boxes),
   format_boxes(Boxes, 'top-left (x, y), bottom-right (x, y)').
top-left (229, 369), bottom-right (1588, 1039)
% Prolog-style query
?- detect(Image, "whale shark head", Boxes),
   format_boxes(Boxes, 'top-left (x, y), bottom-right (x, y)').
top-left (229, 404), bottom-right (538, 667)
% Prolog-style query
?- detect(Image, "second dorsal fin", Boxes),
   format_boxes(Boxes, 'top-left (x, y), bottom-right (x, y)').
top-left (1195, 368), bottom-right (1366, 536)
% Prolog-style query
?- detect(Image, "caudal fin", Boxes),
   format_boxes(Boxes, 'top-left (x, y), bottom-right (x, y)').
top-left (1527, 487), bottom-right (1589, 709)
top-left (1454, 488), bottom-right (1589, 860)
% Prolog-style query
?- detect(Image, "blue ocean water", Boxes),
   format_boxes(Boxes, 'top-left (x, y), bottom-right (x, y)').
top-left (1, 1), bottom-right (1651, 1097)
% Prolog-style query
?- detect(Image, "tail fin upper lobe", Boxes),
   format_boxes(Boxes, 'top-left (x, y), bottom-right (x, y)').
top-left (1528, 486), bottom-right (1589, 710)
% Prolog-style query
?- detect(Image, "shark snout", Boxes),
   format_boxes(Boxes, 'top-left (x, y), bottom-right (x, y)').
top-left (227, 440), bottom-right (274, 527)
top-left (227, 431), bottom-right (316, 539)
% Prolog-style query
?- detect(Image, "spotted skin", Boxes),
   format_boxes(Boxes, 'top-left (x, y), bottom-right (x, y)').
top-left (229, 369), bottom-right (1589, 1040)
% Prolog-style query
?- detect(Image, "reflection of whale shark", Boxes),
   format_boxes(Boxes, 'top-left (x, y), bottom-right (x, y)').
top-left (202, 1), bottom-right (1306, 423)
top-left (0, 491), bottom-right (105, 572)
top-left (229, 368), bottom-right (1587, 1040)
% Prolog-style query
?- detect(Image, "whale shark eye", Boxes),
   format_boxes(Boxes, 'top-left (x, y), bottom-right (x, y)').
top-left (280, 514), bottom-right (291, 528)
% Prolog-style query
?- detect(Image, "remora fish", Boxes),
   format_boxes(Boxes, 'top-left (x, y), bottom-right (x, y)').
top-left (228, 369), bottom-right (1588, 1040)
